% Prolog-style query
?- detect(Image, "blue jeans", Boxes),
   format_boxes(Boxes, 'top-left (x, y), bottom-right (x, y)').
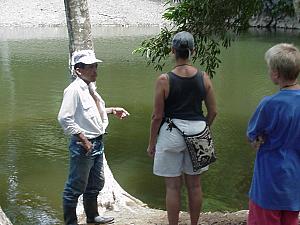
top-left (63, 136), bottom-right (105, 208)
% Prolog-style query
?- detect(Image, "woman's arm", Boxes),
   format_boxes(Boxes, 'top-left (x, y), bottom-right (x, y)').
top-left (147, 74), bottom-right (168, 157)
top-left (203, 72), bottom-right (217, 126)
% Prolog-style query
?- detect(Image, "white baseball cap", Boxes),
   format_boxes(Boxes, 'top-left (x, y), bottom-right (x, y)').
top-left (71, 50), bottom-right (103, 65)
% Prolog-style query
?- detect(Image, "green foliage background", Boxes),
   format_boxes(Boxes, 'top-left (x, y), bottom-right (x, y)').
top-left (135, 0), bottom-right (295, 76)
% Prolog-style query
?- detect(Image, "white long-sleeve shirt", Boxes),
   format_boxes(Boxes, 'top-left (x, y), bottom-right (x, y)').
top-left (57, 77), bottom-right (108, 139)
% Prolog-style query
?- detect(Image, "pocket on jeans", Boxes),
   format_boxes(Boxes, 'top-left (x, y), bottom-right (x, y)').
top-left (92, 140), bottom-right (103, 152)
top-left (69, 140), bottom-right (87, 156)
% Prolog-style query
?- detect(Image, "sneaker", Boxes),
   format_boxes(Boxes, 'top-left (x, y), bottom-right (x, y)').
top-left (87, 216), bottom-right (114, 224)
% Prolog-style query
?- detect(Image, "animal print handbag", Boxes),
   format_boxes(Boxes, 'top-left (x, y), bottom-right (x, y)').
top-left (167, 119), bottom-right (216, 172)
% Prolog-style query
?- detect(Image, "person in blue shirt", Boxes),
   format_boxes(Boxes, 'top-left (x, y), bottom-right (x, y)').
top-left (247, 43), bottom-right (300, 225)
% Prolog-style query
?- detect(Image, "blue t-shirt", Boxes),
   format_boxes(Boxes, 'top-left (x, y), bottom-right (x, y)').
top-left (247, 89), bottom-right (300, 211)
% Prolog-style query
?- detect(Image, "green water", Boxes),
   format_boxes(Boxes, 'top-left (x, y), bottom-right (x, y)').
top-left (0, 27), bottom-right (298, 224)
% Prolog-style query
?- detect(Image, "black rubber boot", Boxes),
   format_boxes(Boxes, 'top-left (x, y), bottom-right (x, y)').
top-left (63, 205), bottom-right (78, 225)
top-left (83, 197), bottom-right (99, 222)
top-left (83, 198), bottom-right (114, 224)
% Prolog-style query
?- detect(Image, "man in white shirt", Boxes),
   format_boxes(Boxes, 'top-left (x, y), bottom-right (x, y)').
top-left (58, 50), bottom-right (129, 225)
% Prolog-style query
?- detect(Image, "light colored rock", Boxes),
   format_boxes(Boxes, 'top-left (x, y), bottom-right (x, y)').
top-left (0, 207), bottom-right (13, 225)
top-left (77, 207), bottom-right (250, 225)
top-left (249, 15), bottom-right (300, 29)
top-left (76, 155), bottom-right (147, 224)
top-left (0, 0), bottom-right (166, 27)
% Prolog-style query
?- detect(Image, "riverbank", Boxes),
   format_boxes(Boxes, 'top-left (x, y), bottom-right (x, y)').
top-left (0, 199), bottom-right (249, 225)
top-left (2, 0), bottom-right (300, 29)
top-left (0, 0), bottom-right (165, 27)
top-left (250, 15), bottom-right (300, 29)
top-left (78, 207), bottom-right (249, 225)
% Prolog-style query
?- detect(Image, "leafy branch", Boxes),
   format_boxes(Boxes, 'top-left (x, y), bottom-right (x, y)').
top-left (135, 0), bottom-right (262, 77)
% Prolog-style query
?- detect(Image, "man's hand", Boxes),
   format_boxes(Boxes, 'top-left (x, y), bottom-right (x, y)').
top-left (76, 133), bottom-right (93, 152)
top-left (250, 136), bottom-right (264, 150)
top-left (112, 107), bottom-right (130, 119)
top-left (81, 139), bottom-right (93, 152)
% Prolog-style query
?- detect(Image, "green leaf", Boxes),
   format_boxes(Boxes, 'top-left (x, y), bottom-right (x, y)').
top-left (134, 0), bottom-right (262, 77)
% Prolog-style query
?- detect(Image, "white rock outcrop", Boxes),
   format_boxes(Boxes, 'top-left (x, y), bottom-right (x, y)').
top-left (0, 207), bottom-right (13, 225)
top-left (0, 0), bottom-right (165, 27)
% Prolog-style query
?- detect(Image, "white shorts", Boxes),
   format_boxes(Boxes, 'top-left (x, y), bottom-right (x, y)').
top-left (153, 118), bottom-right (209, 177)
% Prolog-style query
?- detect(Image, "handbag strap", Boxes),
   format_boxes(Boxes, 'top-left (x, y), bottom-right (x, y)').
top-left (166, 118), bottom-right (209, 137)
top-left (166, 118), bottom-right (185, 135)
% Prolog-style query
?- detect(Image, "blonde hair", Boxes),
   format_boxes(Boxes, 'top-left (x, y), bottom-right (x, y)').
top-left (265, 43), bottom-right (300, 81)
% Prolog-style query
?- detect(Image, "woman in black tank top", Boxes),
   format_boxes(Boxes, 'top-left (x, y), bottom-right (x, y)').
top-left (147, 31), bottom-right (217, 225)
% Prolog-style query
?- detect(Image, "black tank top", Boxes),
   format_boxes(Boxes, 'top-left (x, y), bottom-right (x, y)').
top-left (164, 71), bottom-right (206, 121)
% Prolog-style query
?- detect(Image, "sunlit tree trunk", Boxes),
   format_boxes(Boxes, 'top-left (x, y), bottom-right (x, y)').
top-left (64, 0), bottom-right (94, 78)
top-left (63, 0), bottom-right (145, 222)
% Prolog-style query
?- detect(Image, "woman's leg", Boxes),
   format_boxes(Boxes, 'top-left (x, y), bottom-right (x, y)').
top-left (165, 176), bottom-right (182, 225)
top-left (184, 174), bottom-right (202, 225)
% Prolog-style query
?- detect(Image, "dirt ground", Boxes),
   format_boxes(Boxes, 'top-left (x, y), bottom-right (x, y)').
top-left (78, 206), bottom-right (249, 225)
top-left (79, 205), bottom-right (300, 225)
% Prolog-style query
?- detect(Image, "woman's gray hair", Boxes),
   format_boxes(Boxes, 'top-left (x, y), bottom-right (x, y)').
top-left (265, 43), bottom-right (300, 80)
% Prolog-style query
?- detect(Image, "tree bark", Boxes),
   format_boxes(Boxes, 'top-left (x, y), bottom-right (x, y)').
top-left (64, 0), bottom-right (94, 77)
top-left (64, 0), bottom-right (93, 52)
top-left (63, 0), bottom-right (146, 222)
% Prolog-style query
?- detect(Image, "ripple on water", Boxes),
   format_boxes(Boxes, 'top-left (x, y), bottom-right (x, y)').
top-left (6, 191), bottom-right (62, 225)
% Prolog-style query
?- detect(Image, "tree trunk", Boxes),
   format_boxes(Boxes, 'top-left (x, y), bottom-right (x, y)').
top-left (64, 0), bottom-right (94, 78)
top-left (63, 0), bottom-right (146, 222)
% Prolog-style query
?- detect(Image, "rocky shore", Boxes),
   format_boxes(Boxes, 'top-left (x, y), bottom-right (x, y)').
top-left (249, 15), bottom-right (300, 29)
top-left (0, 0), bottom-right (165, 27)
top-left (2, 0), bottom-right (300, 29)
top-left (83, 206), bottom-right (250, 225)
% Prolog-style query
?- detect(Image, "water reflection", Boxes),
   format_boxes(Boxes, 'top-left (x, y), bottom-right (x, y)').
top-left (0, 40), bottom-right (19, 223)
top-left (0, 26), bottom-right (160, 40)
top-left (0, 39), bottom-right (65, 224)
